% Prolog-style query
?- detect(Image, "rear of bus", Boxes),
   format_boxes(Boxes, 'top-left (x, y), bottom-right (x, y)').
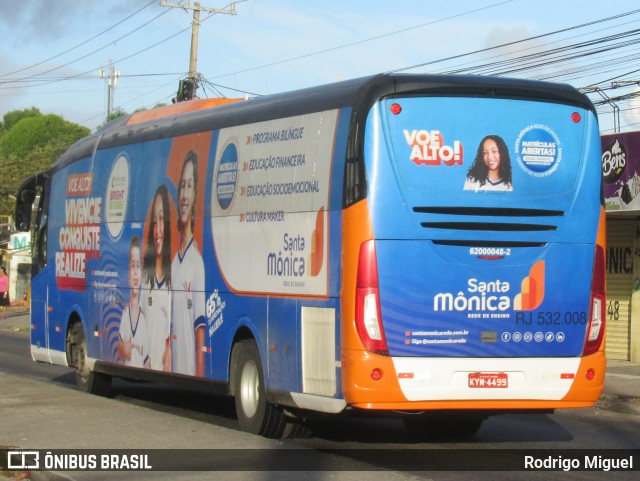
top-left (341, 75), bottom-right (605, 418)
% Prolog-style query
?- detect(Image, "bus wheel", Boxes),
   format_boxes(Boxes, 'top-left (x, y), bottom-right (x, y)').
top-left (70, 322), bottom-right (111, 396)
top-left (233, 340), bottom-right (286, 438)
top-left (283, 418), bottom-right (312, 439)
top-left (403, 413), bottom-right (484, 441)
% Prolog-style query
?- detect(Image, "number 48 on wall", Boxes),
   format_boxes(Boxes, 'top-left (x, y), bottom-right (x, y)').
top-left (607, 300), bottom-right (620, 321)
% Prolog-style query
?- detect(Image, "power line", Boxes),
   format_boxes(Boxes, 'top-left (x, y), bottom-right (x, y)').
top-left (112, 2), bottom-right (246, 107)
top-left (388, 8), bottom-right (640, 74)
top-left (531, 49), bottom-right (640, 82)
top-left (1, 1), bottom-right (247, 124)
top-left (209, 0), bottom-right (516, 80)
top-left (0, 22), bottom-right (193, 91)
top-left (0, 2), bottom-right (241, 93)
top-left (440, 29), bottom-right (640, 78)
top-left (0, 0), bottom-right (158, 80)
top-left (161, 1), bottom-right (237, 78)
top-left (587, 66), bottom-right (640, 88)
top-left (198, 75), bottom-right (261, 97)
top-left (373, 7), bottom-right (640, 132)
top-left (423, 16), bottom-right (640, 77)
top-left (0, 73), bottom-right (183, 83)
top-left (0, 1), bottom-right (525, 103)
top-left (0, 7), bottom-right (172, 88)
top-left (5, 3), bottom-right (640, 134)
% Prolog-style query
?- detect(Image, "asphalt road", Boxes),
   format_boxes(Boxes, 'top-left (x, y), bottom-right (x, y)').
top-left (1, 329), bottom-right (639, 480)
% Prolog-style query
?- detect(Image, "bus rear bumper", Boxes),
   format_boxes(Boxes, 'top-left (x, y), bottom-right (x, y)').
top-left (342, 350), bottom-right (605, 411)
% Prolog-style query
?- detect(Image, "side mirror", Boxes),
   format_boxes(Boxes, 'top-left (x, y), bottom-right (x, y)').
top-left (20, 189), bottom-right (36, 204)
top-left (15, 189), bottom-right (36, 232)
top-left (15, 203), bottom-right (32, 232)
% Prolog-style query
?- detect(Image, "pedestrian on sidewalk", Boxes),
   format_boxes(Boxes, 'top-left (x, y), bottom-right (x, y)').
top-left (0, 266), bottom-right (9, 319)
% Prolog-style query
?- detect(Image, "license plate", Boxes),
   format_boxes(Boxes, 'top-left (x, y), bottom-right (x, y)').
top-left (468, 372), bottom-right (508, 388)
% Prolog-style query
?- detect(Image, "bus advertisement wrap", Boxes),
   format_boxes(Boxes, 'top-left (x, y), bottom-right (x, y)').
top-left (367, 96), bottom-right (601, 358)
top-left (45, 112), bottom-right (342, 375)
top-left (210, 111), bottom-right (338, 296)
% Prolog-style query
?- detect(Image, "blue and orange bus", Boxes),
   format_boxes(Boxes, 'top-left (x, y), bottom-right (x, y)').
top-left (15, 73), bottom-right (606, 438)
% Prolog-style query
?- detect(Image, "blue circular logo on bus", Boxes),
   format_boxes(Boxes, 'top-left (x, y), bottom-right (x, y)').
top-left (516, 125), bottom-right (562, 177)
top-left (215, 142), bottom-right (238, 211)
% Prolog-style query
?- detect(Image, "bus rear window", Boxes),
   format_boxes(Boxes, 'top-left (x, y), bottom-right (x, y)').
top-left (378, 96), bottom-right (589, 200)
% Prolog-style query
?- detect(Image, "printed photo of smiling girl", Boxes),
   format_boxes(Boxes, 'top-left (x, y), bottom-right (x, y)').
top-left (463, 134), bottom-right (514, 192)
top-left (117, 236), bottom-right (150, 368)
top-left (143, 184), bottom-right (173, 372)
top-left (171, 150), bottom-right (206, 377)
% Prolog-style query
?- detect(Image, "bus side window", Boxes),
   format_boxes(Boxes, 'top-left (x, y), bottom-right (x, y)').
top-left (33, 184), bottom-right (50, 275)
top-left (34, 215), bottom-right (48, 272)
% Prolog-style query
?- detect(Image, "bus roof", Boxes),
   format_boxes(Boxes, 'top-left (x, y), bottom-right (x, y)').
top-left (125, 98), bottom-right (244, 125)
top-left (51, 73), bottom-right (596, 172)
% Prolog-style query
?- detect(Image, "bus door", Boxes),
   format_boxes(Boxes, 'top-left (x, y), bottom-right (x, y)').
top-left (16, 172), bottom-right (54, 363)
top-left (30, 268), bottom-right (54, 363)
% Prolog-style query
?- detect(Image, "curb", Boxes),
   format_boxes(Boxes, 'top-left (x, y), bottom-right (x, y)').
top-left (31, 471), bottom-right (77, 481)
top-left (595, 394), bottom-right (640, 416)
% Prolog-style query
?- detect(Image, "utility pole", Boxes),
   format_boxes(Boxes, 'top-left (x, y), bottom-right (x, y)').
top-left (99, 60), bottom-right (120, 118)
top-left (161, 1), bottom-right (237, 101)
top-left (584, 86), bottom-right (621, 133)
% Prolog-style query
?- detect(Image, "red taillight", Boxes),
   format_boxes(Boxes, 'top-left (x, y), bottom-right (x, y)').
top-left (355, 240), bottom-right (388, 355)
top-left (583, 245), bottom-right (605, 356)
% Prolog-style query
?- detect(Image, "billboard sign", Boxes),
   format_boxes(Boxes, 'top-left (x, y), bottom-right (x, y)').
top-left (602, 131), bottom-right (640, 211)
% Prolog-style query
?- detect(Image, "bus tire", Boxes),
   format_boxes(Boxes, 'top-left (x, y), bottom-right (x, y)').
top-left (71, 322), bottom-right (111, 396)
top-left (283, 419), bottom-right (312, 439)
top-left (403, 413), bottom-right (484, 441)
top-left (233, 340), bottom-right (286, 438)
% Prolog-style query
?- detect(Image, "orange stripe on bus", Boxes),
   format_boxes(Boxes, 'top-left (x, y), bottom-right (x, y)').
top-left (126, 98), bottom-right (243, 125)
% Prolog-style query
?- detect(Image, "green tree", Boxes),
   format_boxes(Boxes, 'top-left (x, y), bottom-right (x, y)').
top-left (96, 108), bottom-right (128, 131)
top-left (0, 114), bottom-right (88, 159)
top-left (0, 111), bottom-right (90, 217)
top-left (1, 107), bottom-right (41, 133)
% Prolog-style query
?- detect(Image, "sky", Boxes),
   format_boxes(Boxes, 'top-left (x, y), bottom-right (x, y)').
top-left (1, 0), bottom-right (639, 133)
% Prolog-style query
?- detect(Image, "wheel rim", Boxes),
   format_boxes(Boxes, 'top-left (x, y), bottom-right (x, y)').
top-left (239, 360), bottom-right (260, 419)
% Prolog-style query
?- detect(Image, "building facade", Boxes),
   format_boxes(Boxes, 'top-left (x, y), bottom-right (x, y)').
top-left (0, 216), bottom-right (31, 307)
top-left (602, 131), bottom-right (640, 362)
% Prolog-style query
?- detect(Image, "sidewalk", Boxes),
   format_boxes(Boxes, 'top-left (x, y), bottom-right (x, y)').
top-left (597, 359), bottom-right (640, 414)
top-left (0, 305), bottom-right (30, 332)
top-left (1, 307), bottom-right (639, 415)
